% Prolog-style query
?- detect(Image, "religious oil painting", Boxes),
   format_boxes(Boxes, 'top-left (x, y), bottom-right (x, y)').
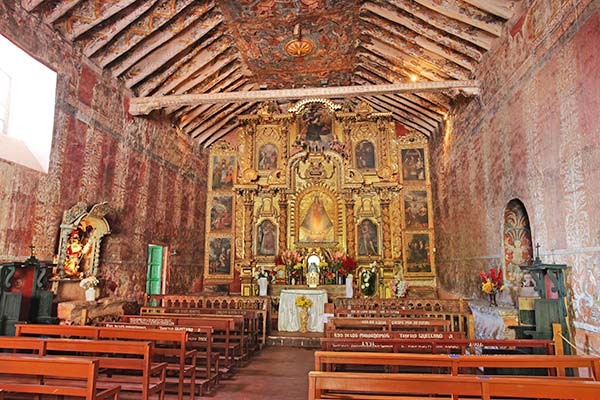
top-left (207, 237), bottom-right (232, 276)
top-left (357, 219), bottom-right (380, 257)
top-left (211, 155), bottom-right (235, 190)
top-left (210, 196), bottom-right (233, 231)
top-left (355, 140), bottom-right (376, 170)
top-left (256, 219), bottom-right (277, 256)
top-left (404, 233), bottom-right (433, 276)
top-left (297, 191), bottom-right (336, 244)
top-left (299, 104), bottom-right (334, 152)
top-left (401, 148), bottom-right (426, 182)
top-left (257, 143), bottom-right (278, 171)
top-left (404, 190), bottom-right (429, 229)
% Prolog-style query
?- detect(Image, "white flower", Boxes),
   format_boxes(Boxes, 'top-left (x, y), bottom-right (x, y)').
top-left (80, 276), bottom-right (99, 289)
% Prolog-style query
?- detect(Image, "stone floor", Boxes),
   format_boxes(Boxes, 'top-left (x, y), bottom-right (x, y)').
top-left (200, 346), bottom-right (315, 399)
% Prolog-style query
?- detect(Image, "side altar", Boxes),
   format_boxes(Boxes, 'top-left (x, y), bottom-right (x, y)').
top-left (204, 99), bottom-right (437, 297)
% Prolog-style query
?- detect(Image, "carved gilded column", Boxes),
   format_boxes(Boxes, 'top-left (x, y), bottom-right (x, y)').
top-left (278, 192), bottom-right (288, 250)
top-left (243, 190), bottom-right (255, 260)
top-left (379, 191), bottom-right (392, 261)
top-left (344, 191), bottom-right (356, 255)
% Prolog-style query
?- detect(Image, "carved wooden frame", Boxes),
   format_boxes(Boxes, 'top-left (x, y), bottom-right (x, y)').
top-left (403, 231), bottom-right (436, 278)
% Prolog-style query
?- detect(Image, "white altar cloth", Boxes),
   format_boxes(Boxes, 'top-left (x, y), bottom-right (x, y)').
top-left (278, 289), bottom-right (328, 332)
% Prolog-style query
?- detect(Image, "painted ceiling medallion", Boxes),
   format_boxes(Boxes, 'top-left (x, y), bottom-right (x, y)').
top-left (284, 38), bottom-right (315, 57)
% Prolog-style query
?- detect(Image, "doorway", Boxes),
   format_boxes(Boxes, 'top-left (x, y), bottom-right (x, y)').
top-left (146, 244), bottom-right (167, 295)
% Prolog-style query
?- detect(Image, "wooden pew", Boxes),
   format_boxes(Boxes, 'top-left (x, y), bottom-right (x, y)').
top-left (143, 294), bottom-right (270, 347)
top-left (139, 309), bottom-right (253, 361)
top-left (308, 371), bottom-right (600, 400)
top-left (102, 321), bottom-right (217, 395)
top-left (0, 355), bottom-right (121, 400)
top-left (320, 337), bottom-right (558, 355)
top-left (128, 313), bottom-right (241, 371)
top-left (314, 351), bottom-right (600, 378)
top-left (15, 324), bottom-right (193, 400)
top-left (326, 317), bottom-right (452, 333)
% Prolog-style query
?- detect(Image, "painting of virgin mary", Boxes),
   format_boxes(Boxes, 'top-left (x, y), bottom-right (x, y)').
top-left (298, 192), bottom-right (335, 243)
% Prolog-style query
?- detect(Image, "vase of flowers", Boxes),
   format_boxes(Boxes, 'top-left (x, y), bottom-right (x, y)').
top-left (80, 275), bottom-right (99, 301)
top-left (361, 262), bottom-right (378, 297)
top-left (390, 272), bottom-right (408, 298)
top-left (253, 267), bottom-right (275, 296)
top-left (295, 295), bottom-right (313, 333)
top-left (276, 249), bottom-right (303, 285)
top-left (480, 267), bottom-right (504, 306)
top-left (325, 248), bottom-right (357, 285)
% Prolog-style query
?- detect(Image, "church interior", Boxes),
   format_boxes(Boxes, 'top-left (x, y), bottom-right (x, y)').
top-left (0, 0), bottom-right (599, 399)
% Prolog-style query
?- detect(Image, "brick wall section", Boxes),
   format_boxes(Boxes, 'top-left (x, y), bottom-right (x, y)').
top-left (0, 2), bottom-right (208, 299)
top-left (431, 1), bottom-right (600, 346)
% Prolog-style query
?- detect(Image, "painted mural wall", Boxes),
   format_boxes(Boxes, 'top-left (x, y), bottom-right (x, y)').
top-left (0, 2), bottom-right (207, 299)
top-left (431, 1), bottom-right (600, 349)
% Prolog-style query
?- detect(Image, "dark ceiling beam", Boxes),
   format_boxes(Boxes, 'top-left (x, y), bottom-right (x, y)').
top-left (44, 0), bottom-right (84, 24)
top-left (130, 80), bottom-right (479, 116)
top-left (386, 0), bottom-right (494, 49)
top-left (360, 97), bottom-right (432, 137)
top-left (122, 18), bottom-right (223, 88)
top-left (83, 0), bottom-right (159, 58)
top-left (92, 0), bottom-right (202, 68)
top-left (69, 0), bottom-right (138, 41)
top-left (195, 101), bottom-right (259, 146)
top-left (362, 2), bottom-right (482, 61)
top-left (412, 0), bottom-right (503, 36)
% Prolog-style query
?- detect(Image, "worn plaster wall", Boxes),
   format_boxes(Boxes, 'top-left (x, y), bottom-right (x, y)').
top-left (0, 2), bottom-right (207, 300)
top-left (431, 0), bottom-right (600, 351)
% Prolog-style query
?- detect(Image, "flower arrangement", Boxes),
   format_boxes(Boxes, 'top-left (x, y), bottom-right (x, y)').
top-left (360, 262), bottom-right (379, 296)
top-left (390, 272), bottom-right (408, 298)
top-left (324, 248), bottom-right (357, 283)
top-left (479, 267), bottom-right (504, 294)
top-left (276, 249), bottom-right (304, 284)
top-left (79, 275), bottom-right (99, 290)
top-left (295, 295), bottom-right (313, 308)
top-left (253, 267), bottom-right (277, 283)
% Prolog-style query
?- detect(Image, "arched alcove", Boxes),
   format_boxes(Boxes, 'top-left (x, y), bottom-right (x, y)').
top-left (502, 199), bottom-right (533, 282)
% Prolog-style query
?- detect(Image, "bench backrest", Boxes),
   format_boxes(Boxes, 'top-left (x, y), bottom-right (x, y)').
top-left (308, 371), bottom-right (600, 400)
top-left (326, 317), bottom-right (451, 332)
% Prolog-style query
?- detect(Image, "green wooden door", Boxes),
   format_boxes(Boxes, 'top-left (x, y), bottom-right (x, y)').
top-left (146, 245), bottom-right (163, 295)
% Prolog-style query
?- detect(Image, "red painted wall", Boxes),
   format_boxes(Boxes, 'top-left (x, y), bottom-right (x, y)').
top-left (0, 3), bottom-right (207, 300)
top-left (431, 3), bottom-right (600, 347)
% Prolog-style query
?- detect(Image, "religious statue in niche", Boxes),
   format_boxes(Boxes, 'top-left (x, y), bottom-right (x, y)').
top-left (56, 202), bottom-right (111, 279)
top-left (356, 140), bottom-right (376, 170)
top-left (257, 143), bottom-right (278, 170)
top-left (357, 219), bottom-right (379, 256)
top-left (300, 104), bottom-right (333, 152)
top-left (210, 196), bottom-right (233, 231)
top-left (401, 148), bottom-right (426, 181)
top-left (256, 219), bottom-right (277, 256)
top-left (298, 192), bottom-right (335, 244)
top-left (404, 190), bottom-right (429, 229)
top-left (211, 155), bottom-right (235, 190)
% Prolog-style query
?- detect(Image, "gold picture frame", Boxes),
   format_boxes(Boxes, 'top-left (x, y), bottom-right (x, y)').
top-left (402, 189), bottom-right (431, 229)
top-left (403, 231), bottom-right (435, 277)
top-left (400, 146), bottom-right (429, 185)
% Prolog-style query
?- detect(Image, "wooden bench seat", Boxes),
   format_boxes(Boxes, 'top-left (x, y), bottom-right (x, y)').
top-left (308, 371), bottom-right (600, 400)
top-left (0, 355), bottom-right (121, 400)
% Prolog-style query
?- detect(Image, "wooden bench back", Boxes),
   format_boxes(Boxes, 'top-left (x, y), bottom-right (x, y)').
top-left (326, 317), bottom-right (451, 332)
top-left (144, 294), bottom-right (270, 311)
top-left (327, 330), bottom-right (464, 340)
top-left (314, 351), bottom-right (600, 378)
top-left (0, 355), bottom-right (108, 400)
top-left (308, 371), bottom-right (600, 400)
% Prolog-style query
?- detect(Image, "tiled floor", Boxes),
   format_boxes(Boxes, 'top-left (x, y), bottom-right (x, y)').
top-left (201, 346), bottom-right (315, 399)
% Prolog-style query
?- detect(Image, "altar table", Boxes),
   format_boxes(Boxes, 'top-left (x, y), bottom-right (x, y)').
top-left (278, 289), bottom-right (328, 332)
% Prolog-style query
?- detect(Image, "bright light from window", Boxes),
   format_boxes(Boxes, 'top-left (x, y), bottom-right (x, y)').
top-left (0, 35), bottom-right (56, 173)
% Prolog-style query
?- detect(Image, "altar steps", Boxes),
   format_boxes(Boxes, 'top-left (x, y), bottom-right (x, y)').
top-left (267, 330), bottom-right (322, 348)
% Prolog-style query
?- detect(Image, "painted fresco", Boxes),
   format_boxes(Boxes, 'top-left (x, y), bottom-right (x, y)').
top-left (503, 199), bottom-right (533, 280)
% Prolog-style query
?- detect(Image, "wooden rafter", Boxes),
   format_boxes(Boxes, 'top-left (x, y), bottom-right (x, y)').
top-left (412, 0), bottom-right (503, 36)
top-left (45, 0), bottom-right (85, 24)
top-left (69, 0), bottom-right (138, 41)
top-left (462, 0), bottom-right (515, 20)
top-left (130, 80), bottom-right (479, 116)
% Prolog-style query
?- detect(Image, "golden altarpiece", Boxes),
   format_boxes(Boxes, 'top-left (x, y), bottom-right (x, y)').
top-left (204, 99), bottom-right (435, 298)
